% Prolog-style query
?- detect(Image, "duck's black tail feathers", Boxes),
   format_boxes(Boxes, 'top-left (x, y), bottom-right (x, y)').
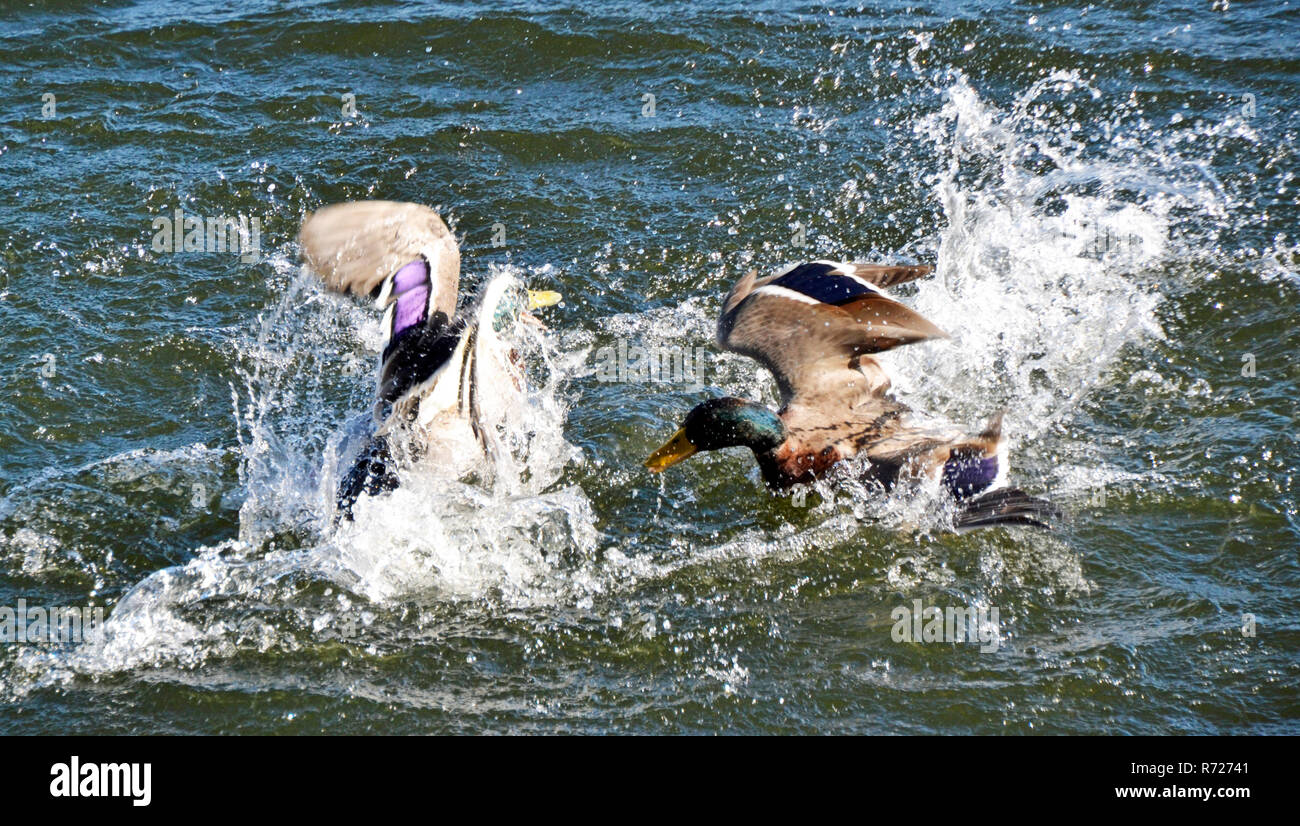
top-left (954, 487), bottom-right (1058, 530)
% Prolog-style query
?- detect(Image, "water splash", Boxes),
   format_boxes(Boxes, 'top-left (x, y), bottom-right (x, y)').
top-left (0, 70), bottom-right (1254, 698)
top-left (4, 258), bottom-right (599, 695)
top-left (582, 73), bottom-right (1242, 581)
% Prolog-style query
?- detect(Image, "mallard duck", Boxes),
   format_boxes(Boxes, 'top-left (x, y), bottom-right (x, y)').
top-left (645, 261), bottom-right (1055, 528)
top-left (297, 200), bottom-right (560, 518)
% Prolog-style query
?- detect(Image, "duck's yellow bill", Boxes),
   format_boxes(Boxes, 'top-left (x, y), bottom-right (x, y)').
top-left (527, 290), bottom-right (562, 310)
top-left (644, 428), bottom-right (698, 472)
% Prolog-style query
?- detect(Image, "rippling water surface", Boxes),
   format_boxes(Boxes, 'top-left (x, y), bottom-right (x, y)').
top-left (1, 0), bottom-right (1297, 734)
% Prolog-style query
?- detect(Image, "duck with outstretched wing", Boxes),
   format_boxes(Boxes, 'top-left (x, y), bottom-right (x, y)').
top-left (297, 201), bottom-right (560, 519)
top-left (645, 261), bottom-right (1056, 529)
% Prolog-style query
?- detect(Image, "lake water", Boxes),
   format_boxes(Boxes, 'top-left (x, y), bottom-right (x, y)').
top-left (0, 0), bottom-right (1296, 734)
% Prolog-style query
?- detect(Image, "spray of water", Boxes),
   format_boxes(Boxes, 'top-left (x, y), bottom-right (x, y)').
top-left (5, 260), bottom-right (599, 693)
top-left (2, 71), bottom-right (1248, 695)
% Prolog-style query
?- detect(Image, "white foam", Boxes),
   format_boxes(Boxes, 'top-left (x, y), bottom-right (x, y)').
top-left (3, 260), bottom-right (599, 695)
top-left (3, 71), bottom-right (1246, 695)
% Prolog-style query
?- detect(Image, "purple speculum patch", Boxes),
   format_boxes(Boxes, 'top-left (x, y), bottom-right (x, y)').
top-left (390, 258), bottom-right (430, 338)
top-left (941, 454), bottom-right (999, 499)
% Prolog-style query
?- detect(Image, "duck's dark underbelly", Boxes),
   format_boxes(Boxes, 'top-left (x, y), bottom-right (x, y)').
top-left (758, 443), bottom-right (900, 491)
top-left (757, 443), bottom-right (997, 500)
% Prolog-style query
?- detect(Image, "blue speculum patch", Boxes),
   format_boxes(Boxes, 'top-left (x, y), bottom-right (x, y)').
top-left (772, 262), bottom-right (875, 305)
top-left (941, 455), bottom-right (999, 499)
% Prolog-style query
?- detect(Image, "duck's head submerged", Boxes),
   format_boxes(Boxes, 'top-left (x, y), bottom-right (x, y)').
top-left (487, 279), bottom-right (562, 332)
top-left (645, 397), bottom-right (786, 471)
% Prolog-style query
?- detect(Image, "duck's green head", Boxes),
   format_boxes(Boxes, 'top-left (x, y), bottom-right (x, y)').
top-left (489, 282), bottom-right (563, 332)
top-left (645, 398), bottom-right (786, 472)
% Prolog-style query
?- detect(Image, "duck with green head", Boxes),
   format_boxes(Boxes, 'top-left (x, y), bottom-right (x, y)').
top-left (645, 260), bottom-right (1055, 528)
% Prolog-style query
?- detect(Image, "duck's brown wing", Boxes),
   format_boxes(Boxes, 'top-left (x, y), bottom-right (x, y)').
top-left (830, 261), bottom-right (933, 289)
top-left (299, 201), bottom-right (468, 423)
top-left (299, 200), bottom-right (460, 318)
top-left (717, 260), bottom-right (946, 413)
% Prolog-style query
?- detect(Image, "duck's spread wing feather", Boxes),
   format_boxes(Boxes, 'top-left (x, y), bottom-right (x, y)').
top-left (299, 200), bottom-right (460, 318)
top-left (297, 201), bottom-right (467, 418)
top-left (717, 260), bottom-right (946, 409)
top-left (837, 261), bottom-right (933, 289)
